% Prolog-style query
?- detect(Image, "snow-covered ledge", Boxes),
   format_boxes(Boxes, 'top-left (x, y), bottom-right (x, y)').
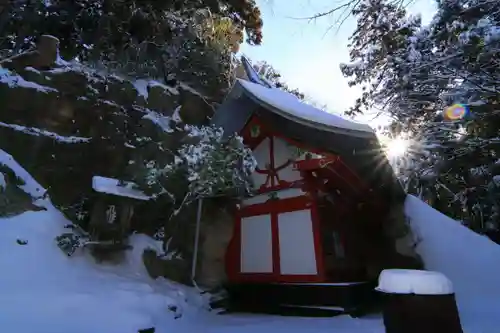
top-left (92, 176), bottom-right (150, 201)
top-left (376, 269), bottom-right (454, 295)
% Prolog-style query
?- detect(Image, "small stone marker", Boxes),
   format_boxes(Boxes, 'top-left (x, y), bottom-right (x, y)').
top-left (376, 269), bottom-right (463, 333)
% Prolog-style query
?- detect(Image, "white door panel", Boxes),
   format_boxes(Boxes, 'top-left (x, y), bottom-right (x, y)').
top-left (278, 210), bottom-right (317, 275)
top-left (240, 215), bottom-right (273, 273)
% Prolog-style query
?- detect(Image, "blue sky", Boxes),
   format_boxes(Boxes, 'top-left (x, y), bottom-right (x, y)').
top-left (239, 0), bottom-right (437, 125)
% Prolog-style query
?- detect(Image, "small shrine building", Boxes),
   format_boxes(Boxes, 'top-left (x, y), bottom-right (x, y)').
top-left (209, 58), bottom-right (410, 315)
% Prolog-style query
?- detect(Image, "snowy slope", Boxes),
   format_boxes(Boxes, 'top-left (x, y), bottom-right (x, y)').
top-left (0, 150), bottom-right (204, 333)
top-left (405, 195), bottom-right (500, 332)
top-left (0, 210), bottom-right (181, 333)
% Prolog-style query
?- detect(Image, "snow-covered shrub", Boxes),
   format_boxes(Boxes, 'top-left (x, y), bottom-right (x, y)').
top-left (55, 224), bottom-right (90, 256)
top-left (139, 124), bottom-right (256, 203)
top-left (176, 125), bottom-right (256, 197)
top-left (56, 232), bottom-right (85, 256)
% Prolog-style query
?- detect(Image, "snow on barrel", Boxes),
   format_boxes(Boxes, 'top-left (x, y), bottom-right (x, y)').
top-left (376, 269), bottom-right (463, 333)
top-left (376, 269), bottom-right (454, 295)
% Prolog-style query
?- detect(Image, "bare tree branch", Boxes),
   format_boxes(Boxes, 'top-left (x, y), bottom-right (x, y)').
top-left (288, 2), bottom-right (353, 21)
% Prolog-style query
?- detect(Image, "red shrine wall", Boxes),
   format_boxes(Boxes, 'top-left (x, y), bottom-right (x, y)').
top-left (224, 117), bottom-right (414, 285)
top-left (226, 120), bottom-right (327, 283)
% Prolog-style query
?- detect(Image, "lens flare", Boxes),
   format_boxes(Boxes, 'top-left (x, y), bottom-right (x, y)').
top-left (386, 137), bottom-right (408, 158)
top-left (443, 103), bottom-right (469, 121)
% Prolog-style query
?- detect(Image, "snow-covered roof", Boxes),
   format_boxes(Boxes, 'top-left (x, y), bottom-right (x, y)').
top-left (376, 269), bottom-right (454, 295)
top-left (237, 79), bottom-right (374, 135)
top-left (92, 176), bottom-right (150, 201)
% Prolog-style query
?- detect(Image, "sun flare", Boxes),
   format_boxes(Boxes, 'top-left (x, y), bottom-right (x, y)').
top-left (385, 137), bottom-right (409, 158)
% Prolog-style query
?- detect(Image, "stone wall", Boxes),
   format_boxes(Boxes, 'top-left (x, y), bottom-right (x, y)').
top-left (197, 202), bottom-right (234, 289)
top-left (0, 35), bottom-right (215, 217)
top-left (140, 198), bottom-right (235, 290)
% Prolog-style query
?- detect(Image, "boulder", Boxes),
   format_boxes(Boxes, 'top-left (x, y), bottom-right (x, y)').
top-left (146, 83), bottom-right (178, 116)
top-left (142, 248), bottom-right (191, 285)
top-left (178, 85), bottom-right (215, 125)
top-left (0, 35), bottom-right (59, 71)
top-left (0, 164), bottom-right (45, 217)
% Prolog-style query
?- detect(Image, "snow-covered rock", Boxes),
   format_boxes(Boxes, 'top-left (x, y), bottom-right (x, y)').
top-left (0, 48), bottom-right (216, 215)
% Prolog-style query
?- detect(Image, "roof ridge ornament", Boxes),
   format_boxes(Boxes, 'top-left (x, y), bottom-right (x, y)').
top-left (240, 56), bottom-right (273, 88)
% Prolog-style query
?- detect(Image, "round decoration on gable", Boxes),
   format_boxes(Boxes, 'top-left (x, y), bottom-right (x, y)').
top-left (288, 143), bottom-right (305, 159)
top-left (250, 124), bottom-right (261, 138)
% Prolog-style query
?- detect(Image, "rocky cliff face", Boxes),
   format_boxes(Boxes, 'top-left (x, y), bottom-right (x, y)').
top-left (0, 35), bottom-right (237, 289)
top-left (0, 36), bottom-right (215, 216)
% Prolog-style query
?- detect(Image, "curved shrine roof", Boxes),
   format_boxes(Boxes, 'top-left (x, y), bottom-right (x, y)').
top-left (237, 79), bottom-right (374, 136)
top-left (212, 74), bottom-right (406, 205)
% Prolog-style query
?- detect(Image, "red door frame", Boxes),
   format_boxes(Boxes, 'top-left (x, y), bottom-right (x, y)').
top-left (226, 195), bottom-right (326, 283)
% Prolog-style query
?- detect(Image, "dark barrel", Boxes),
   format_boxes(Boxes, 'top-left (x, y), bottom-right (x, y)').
top-left (376, 269), bottom-right (463, 333)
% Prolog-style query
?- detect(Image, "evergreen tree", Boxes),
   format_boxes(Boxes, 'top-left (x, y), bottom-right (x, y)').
top-left (0, 0), bottom-right (263, 57)
top-left (0, 0), bottom-right (263, 93)
top-left (130, 119), bottom-right (256, 218)
top-left (252, 60), bottom-right (306, 99)
top-left (342, 0), bottom-right (500, 235)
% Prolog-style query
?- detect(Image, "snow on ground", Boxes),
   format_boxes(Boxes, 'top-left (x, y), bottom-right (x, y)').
top-left (0, 149), bottom-right (386, 333)
top-left (0, 150), bottom-right (194, 333)
top-left (405, 194), bottom-right (500, 333)
top-left (171, 313), bottom-right (385, 333)
top-left (1, 149), bottom-right (499, 333)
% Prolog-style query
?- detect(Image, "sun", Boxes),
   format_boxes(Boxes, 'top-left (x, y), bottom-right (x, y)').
top-left (385, 137), bottom-right (409, 158)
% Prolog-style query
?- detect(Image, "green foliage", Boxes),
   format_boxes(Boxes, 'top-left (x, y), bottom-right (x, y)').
top-left (135, 124), bottom-right (256, 203)
top-left (252, 60), bottom-right (306, 100)
top-left (0, 0), bottom-right (262, 58)
top-left (55, 225), bottom-right (90, 256)
top-left (56, 232), bottom-right (84, 257)
top-left (0, 1), bottom-right (263, 94)
top-left (178, 127), bottom-right (256, 198)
